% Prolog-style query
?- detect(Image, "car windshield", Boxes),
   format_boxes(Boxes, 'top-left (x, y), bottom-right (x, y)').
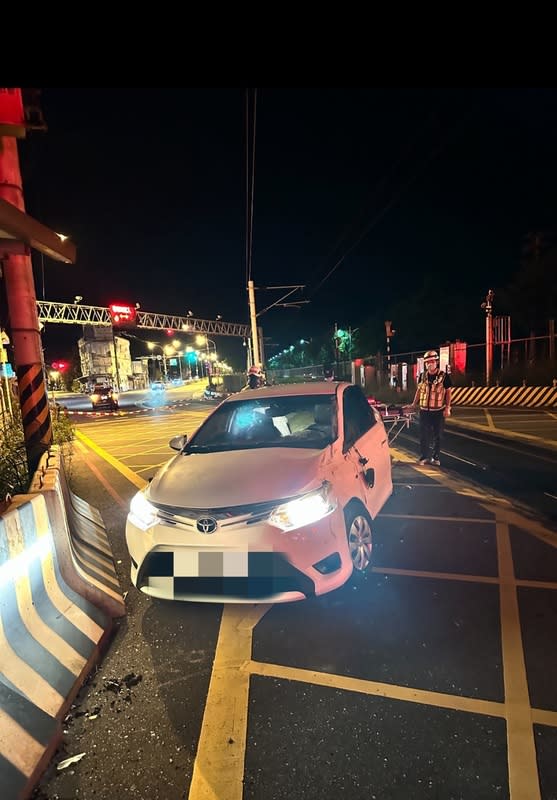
top-left (185, 394), bottom-right (337, 453)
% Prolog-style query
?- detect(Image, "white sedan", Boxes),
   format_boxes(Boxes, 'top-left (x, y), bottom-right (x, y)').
top-left (125, 381), bottom-right (393, 603)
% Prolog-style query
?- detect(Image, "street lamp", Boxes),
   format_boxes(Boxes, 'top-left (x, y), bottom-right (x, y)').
top-left (171, 340), bottom-right (185, 381)
top-left (196, 335), bottom-right (218, 376)
top-left (147, 341), bottom-right (168, 380)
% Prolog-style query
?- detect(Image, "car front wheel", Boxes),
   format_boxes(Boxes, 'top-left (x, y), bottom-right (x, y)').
top-left (344, 503), bottom-right (373, 571)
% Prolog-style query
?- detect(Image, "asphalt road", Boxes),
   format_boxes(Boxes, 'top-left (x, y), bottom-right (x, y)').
top-left (30, 403), bottom-right (557, 800)
top-left (397, 407), bottom-right (557, 524)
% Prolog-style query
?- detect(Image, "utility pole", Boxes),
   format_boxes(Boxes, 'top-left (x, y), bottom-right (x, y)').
top-left (247, 279), bottom-right (261, 367)
top-left (112, 332), bottom-right (122, 392)
top-left (385, 321), bottom-right (395, 385)
top-left (0, 91), bottom-right (54, 474)
top-left (481, 289), bottom-right (494, 386)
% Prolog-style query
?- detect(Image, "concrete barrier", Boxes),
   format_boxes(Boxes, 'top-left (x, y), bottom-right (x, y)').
top-left (451, 385), bottom-right (557, 407)
top-left (0, 493), bottom-right (112, 799)
top-left (29, 447), bottom-right (126, 620)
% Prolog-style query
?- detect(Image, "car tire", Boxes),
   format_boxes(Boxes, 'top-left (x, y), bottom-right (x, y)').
top-left (344, 502), bottom-right (373, 572)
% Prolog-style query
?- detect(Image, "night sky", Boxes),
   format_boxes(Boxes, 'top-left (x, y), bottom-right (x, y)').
top-left (12, 87), bottom-right (557, 367)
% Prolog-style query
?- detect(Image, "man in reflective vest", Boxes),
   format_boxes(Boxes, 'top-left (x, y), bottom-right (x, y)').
top-left (412, 350), bottom-right (452, 466)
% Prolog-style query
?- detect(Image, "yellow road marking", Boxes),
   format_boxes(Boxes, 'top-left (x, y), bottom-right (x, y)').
top-left (374, 566), bottom-right (556, 590)
top-left (497, 519), bottom-right (541, 800)
top-left (482, 504), bottom-right (557, 548)
top-left (189, 604), bottom-right (271, 800)
top-left (484, 408), bottom-right (496, 430)
top-left (381, 513), bottom-right (493, 523)
top-left (75, 429), bottom-right (147, 490)
top-left (250, 660), bottom-right (504, 717)
top-left (77, 419), bottom-right (556, 800)
top-left (373, 566), bottom-right (500, 584)
top-left (533, 707), bottom-right (557, 725)
top-left (80, 454), bottom-right (130, 510)
top-left (445, 418), bottom-right (557, 450)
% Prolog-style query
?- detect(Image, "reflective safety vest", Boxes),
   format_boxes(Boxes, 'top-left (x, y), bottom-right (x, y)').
top-left (418, 371), bottom-right (447, 410)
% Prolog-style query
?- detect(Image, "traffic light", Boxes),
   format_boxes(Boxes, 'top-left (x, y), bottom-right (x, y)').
top-left (109, 303), bottom-right (137, 328)
top-left (51, 360), bottom-right (69, 372)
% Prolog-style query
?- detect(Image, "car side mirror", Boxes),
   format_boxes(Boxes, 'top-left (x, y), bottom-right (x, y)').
top-left (169, 434), bottom-right (188, 451)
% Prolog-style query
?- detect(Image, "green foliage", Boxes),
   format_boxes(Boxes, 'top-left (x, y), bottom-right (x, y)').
top-left (0, 402), bottom-right (75, 501)
top-left (0, 408), bottom-right (28, 502)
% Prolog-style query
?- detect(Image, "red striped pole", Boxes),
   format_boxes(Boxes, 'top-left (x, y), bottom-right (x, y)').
top-left (0, 97), bottom-right (52, 474)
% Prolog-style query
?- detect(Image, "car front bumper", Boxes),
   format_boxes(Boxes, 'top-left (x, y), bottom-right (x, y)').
top-left (125, 506), bottom-right (351, 603)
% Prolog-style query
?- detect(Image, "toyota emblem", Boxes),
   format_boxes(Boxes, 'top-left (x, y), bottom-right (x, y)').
top-left (196, 516), bottom-right (217, 534)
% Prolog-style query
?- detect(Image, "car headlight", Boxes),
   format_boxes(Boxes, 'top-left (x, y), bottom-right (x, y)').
top-left (269, 482), bottom-right (337, 532)
top-left (129, 490), bottom-right (158, 531)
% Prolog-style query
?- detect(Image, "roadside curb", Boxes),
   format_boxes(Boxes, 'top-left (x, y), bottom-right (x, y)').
top-left (0, 493), bottom-right (113, 800)
top-left (29, 448), bottom-right (127, 619)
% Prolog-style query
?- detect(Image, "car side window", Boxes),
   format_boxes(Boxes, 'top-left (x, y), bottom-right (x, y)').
top-left (342, 385), bottom-right (376, 452)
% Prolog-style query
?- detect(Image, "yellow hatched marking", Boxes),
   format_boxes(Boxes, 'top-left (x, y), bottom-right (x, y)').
top-left (188, 604), bottom-right (271, 800)
top-left (483, 504), bottom-right (557, 548)
top-left (250, 660), bottom-right (505, 718)
top-left (0, 707), bottom-right (49, 778)
top-left (381, 513), bottom-right (493, 523)
top-left (81, 413), bottom-right (555, 800)
top-left (32, 500), bottom-right (105, 643)
top-left (532, 708), bottom-right (557, 725)
top-left (484, 408), bottom-right (495, 430)
top-left (373, 566), bottom-right (499, 584)
top-left (497, 520), bottom-right (541, 800)
top-left (374, 566), bottom-right (557, 590)
top-left (0, 615), bottom-right (64, 716)
top-left (76, 429), bottom-right (147, 490)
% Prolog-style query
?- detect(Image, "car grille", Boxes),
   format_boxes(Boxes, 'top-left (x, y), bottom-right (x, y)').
top-left (149, 498), bottom-right (283, 531)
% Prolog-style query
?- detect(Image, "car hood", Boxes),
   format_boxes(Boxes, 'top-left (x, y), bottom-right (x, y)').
top-left (147, 447), bottom-right (327, 509)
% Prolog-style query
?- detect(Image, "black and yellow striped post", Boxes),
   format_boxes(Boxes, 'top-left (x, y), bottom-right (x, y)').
top-left (0, 134), bottom-right (51, 476)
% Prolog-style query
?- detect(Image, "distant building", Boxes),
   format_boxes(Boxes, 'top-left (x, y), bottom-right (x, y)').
top-left (78, 325), bottom-right (133, 391)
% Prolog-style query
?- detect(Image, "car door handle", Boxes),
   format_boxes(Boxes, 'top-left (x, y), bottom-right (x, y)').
top-left (381, 438), bottom-right (387, 445)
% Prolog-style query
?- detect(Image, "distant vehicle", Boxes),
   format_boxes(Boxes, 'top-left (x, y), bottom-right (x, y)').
top-left (203, 386), bottom-right (225, 400)
top-left (171, 378), bottom-right (183, 387)
top-left (90, 384), bottom-right (119, 411)
top-left (151, 380), bottom-right (166, 391)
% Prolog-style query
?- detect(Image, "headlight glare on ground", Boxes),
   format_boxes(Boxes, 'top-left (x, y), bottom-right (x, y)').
top-left (269, 482), bottom-right (337, 531)
top-left (129, 490), bottom-right (158, 530)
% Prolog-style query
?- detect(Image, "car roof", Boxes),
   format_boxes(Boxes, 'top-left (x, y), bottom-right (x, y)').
top-left (223, 381), bottom-right (348, 405)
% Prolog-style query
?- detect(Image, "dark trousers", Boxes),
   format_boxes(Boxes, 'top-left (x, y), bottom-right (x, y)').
top-left (419, 409), bottom-right (444, 460)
